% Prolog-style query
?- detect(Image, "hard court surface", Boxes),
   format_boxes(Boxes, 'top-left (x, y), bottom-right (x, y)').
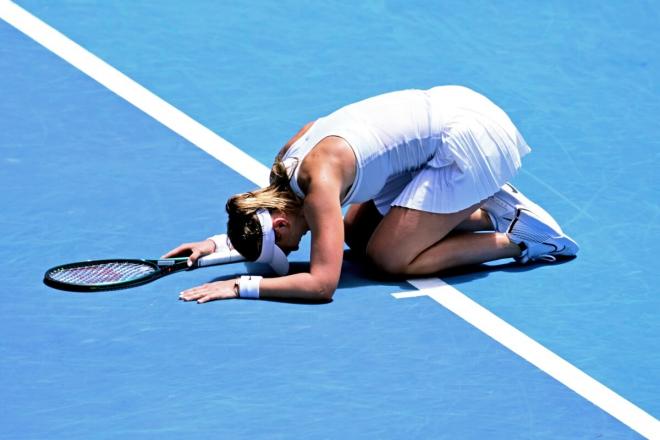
top-left (1, 1), bottom-right (658, 438)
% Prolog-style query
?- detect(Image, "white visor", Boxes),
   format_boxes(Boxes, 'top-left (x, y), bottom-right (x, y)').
top-left (253, 208), bottom-right (289, 275)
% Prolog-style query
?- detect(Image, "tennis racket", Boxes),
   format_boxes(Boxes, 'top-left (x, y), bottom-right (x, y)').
top-left (43, 250), bottom-right (245, 292)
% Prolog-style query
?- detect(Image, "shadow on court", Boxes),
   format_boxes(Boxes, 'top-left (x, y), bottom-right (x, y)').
top-left (438, 257), bottom-right (577, 287)
top-left (342, 249), bottom-right (577, 289)
top-left (207, 256), bottom-right (413, 305)
top-left (222, 251), bottom-right (580, 305)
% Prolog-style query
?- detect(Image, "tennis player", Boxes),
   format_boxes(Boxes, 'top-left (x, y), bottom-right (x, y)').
top-left (165, 85), bottom-right (578, 303)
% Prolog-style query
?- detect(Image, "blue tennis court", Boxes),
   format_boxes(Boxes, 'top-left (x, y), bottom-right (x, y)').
top-left (1, 1), bottom-right (658, 438)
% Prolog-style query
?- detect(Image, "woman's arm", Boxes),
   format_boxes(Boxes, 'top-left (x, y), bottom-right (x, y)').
top-left (178, 137), bottom-right (350, 304)
top-left (178, 153), bottom-right (346, 303)
top-left (258, 184), bottom-right (344, 300)
top-left (259, 139), bottom-right (346, 300)
top-left (178, 191), bottom-right (344, 303)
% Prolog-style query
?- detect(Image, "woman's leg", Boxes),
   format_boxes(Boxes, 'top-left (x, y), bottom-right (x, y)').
top-left (453, 207), bottom-right (494, 232)
top-left (345, 202), bottom-right (496, 256)
top-left (365, 204), bottom-right (520, 276)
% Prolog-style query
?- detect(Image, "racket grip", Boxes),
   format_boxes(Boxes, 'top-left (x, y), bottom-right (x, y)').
top-left (196, 250), bottom-right (246, 267)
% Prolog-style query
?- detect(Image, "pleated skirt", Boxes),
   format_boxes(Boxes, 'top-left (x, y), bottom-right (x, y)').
top-left (374, 86), bottom-right (532, 215)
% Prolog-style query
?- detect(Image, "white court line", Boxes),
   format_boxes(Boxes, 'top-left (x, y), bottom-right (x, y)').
top-left (0, 0), bottom-right (270, 188)
top-left (2, 1), bottom-right (658, 438)
top-left (396, 279), bottom-right (659, 439)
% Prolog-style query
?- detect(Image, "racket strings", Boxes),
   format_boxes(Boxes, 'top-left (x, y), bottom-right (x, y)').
top-left (48, 262), bottom-right (156, 286)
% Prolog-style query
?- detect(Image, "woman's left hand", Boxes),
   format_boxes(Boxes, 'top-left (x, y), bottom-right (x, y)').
top-left (179, 279), bottom-right (238, 303)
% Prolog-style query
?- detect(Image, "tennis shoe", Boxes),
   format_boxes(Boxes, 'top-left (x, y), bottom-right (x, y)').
top-left (482, 183), bottom-right (561, 233)
top-left (507, 208), bottom-right (579, 263)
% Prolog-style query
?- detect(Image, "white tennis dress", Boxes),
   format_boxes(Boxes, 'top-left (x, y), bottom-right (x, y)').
top-left (281, 85), bottom-right (531, 214)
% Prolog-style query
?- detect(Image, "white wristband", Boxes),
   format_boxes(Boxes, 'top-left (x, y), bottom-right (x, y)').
top-left (239, 275), bottom-right (262, 299)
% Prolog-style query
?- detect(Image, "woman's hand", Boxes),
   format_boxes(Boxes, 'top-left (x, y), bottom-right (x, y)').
top-left (179, 279), bottom-right (238, 303)
top-left (161, 239), bottom-right (216, 267)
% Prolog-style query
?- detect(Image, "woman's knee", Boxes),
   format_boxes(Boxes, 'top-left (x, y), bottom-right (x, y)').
top-left (366, 239), bottom-right (459, 276)
top-left (365, 239), bottom-right (411, 275)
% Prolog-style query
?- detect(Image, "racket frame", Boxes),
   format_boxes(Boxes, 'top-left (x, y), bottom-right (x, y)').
top-left (43, 257), bottom-right (191, 292)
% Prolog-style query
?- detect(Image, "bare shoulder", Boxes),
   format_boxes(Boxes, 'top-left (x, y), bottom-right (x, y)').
top-left (275, 120), bottom-right (316, 161)
top-left (298, 136), bottom-right (356, 200)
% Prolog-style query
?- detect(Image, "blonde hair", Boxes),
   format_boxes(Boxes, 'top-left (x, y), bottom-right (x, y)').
top-left (226, 159), bottom-right (303, 260)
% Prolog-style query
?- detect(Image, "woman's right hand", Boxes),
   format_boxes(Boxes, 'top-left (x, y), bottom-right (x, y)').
top-left (161, 239), bottom-right (216, 267)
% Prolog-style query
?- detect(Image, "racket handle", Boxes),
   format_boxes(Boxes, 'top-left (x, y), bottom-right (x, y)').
top-left (196, 250), bottom-right (246, 267)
